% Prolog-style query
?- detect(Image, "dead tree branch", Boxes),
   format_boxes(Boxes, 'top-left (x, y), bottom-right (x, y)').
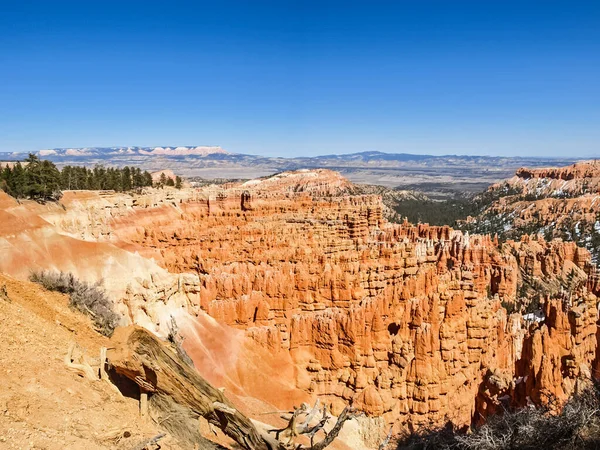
top-left (378, 426), bottom-right (393, 450)
top-left (132, 432), bottom-right (166, 450)
top-left (64, 342), bottom-right (97, 380)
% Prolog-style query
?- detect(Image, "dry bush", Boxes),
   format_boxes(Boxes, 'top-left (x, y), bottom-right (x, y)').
top-left (30, 270), bottom-right (119, 336)
top-left (396, 383), bottom-right (600, 450)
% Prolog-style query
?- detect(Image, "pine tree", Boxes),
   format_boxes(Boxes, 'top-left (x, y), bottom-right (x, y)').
top-left (93, 166), bottom-right (107, 190)
top-left (175, 176), bottom-right (182, 189)
top-left (11, 163), bottom-right (26, 198)
top-left (133, 167), bottom-right (144, 188)
top-left (24, 154), bottom-right (45, 199)
top-left (0, 164), bottom-right (11, 195)
top-left (40, 160), bottom-right (61, 199)
top-left (74, 166), bottom-right (88, 190)
top-left (18, 154), bottom-right (62, 201)
top-left (61, 166), bottom-right (73, 190)
top-left (158, 172), bottom-right (168, 188)
top-left (143, 171), bottom-right (153, 187)
top-left (122, 166), bottom-right (132, 191)
top-left (2, 156), bottom-right (158, 199)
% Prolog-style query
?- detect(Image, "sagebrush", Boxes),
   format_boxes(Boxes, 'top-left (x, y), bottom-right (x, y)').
top-left (396, 382), bottom-right (600, 450)
top-left (30, 270), bottom-right (120, 336)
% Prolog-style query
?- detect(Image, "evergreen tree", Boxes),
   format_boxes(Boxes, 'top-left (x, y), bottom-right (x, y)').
top-left (93, 166), bottom-right (107, 190)
top-left (15, 154), bottom-right (62, 201)
top-left (132, 167), bottom-right (144, 188)
top-left (61, 166), bottom-right (73, 190)
top-left (40, 160), bottom-right (61, 199)
top-left (108, 168), bottom-right (122, 191)
top-left (158, 172), bottom-right (168, 188)
top-left (143, 171), bottom-right (153, 187)
top-left (0, 164), bottom-right (10, 195)
top-left (11, 163), bottom-right (26, 198)
top-left (74, 166), bottom-right (89, 189)
top-left (175, 176), bottom-right (182, 189)
top-left (122, 166), bottom-right (132, 191)
top-left (1, 156), bottom-right (155, 199)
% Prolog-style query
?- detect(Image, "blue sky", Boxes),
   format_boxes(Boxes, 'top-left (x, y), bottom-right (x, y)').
top-left (1, 1), bottom-right (599, 157)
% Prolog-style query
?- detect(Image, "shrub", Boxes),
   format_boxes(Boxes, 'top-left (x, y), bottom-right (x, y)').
top-left (30, 270), bottom-right (120, 336)
top-left (500, 300), bottom-right (518, 315)
top-left (395, 382), bottom-right (600, 450)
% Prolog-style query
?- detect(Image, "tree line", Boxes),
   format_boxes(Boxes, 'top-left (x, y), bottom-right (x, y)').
top-left (0, 153), bottom-right (179, 202)
top-left (392, 197), bottom-right (480, 226)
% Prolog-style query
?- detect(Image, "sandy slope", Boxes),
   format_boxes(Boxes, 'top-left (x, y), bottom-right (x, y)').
top-left (0, 274), bottom-right (179, 450)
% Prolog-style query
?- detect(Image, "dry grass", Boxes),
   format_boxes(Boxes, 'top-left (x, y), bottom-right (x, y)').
top-left (396, 383), bottom-right (600, 450)
top-left (30, 270), bottom-right (119, 336)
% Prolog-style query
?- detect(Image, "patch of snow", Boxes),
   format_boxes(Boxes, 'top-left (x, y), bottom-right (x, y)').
top-left (523, 311), bottom-right (545, 323)
top-left (65, 149), bottom-right (92, 156)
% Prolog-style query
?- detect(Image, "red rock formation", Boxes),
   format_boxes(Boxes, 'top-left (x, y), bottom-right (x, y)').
top-left (3, 169), bottom-right (598, 434)
top-left (99, 170), bottom-right (600, 430)
top-left (516, 160), bottom-right (600, 182)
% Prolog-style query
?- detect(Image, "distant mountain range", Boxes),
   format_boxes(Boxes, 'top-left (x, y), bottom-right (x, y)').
top-left (0, 147), bottom-right (587, 194)
top-left (28, 146), bottom-right (229, 158)
top-left (0, 147), bottom-right (580, 167)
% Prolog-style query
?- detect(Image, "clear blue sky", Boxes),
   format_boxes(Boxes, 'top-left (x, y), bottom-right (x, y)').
top-left (1, 1), bottom-right (599, 157)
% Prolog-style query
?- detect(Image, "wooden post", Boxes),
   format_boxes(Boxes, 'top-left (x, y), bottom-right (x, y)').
top-left (140, 390), bottom-right (148, 418)
top-left (99, 347), bottom-right (108, 381)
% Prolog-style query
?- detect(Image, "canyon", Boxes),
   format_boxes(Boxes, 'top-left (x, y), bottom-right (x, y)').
top-left (2, 165), bottom-right (600, 445)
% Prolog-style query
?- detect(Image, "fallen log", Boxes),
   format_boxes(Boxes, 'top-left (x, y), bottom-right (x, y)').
top-left (107, 326), bottom-right (269, 450)
top-left (106, 326), bottom-right (358, 450)
top-left (149, 393), bottom-right (226, 450)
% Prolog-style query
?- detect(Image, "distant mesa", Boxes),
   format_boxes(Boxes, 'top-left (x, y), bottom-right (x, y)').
top-left (0, 147), bottom-right (586, 196)
top-left (24, 146), bottom-right (229, 159)
top-left (138, 146), bottom-right (228, 156)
